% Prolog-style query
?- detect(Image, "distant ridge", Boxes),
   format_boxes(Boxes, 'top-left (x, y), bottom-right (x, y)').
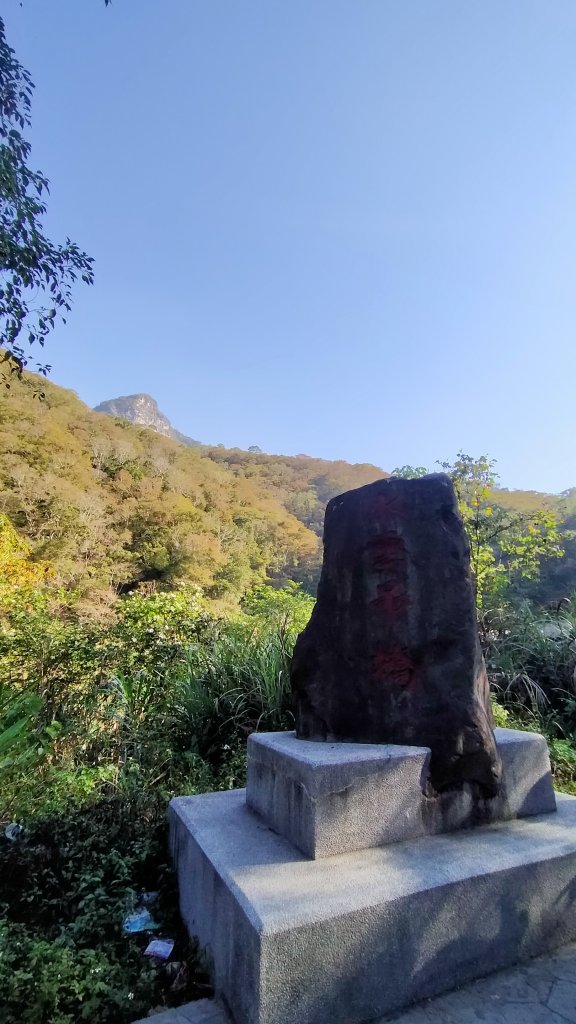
top-left (1, 369), bottom-right (574, 613)
top-left (94, 393), bottom-right (202, 448)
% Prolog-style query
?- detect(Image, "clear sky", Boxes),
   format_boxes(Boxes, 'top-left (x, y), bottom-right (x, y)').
top-left (4, 1), bottom-right (576, 492)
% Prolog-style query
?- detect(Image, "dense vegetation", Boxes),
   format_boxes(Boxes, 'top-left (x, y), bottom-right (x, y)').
top-left (2, 370), bottom-right (576, 1021)
top-left (0, 371), bottom-right (394, 617)
top-left (3, 372), bottom-right (576, 618)
top-left (0, 570), bottom-right (313, 1022)
top-left (3, 572), bottom-right (576, 1021)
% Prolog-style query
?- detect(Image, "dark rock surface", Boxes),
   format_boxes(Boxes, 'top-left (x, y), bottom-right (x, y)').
top-left (291, 473), bottom-right (501, 796)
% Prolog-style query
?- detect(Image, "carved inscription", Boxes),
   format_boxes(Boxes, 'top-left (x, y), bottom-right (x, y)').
top-left (291, 474), bottom-right (501, 795)
top-left (366, 534), bottom-right (409, 616)
top-left (371, 646), bottom-right (415, 688)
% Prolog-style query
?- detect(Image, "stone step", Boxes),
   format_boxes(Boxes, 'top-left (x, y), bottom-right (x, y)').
top-left (170, 788), bottom-right (576, 1024)
top-left (132, 997), bottom-right (228, 1024)
top-left (134, 943), bottom-right (576, 1024)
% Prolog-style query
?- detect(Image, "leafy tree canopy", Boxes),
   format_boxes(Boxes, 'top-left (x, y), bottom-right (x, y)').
top-left (391, 465), bottom-right (428, 479)
top-left (438, 452), bottom-right (565, 607)
top-left (0, 512), bottom-right (52, 611)
top-left (0, 17), bottom-right (93, 386)
top-left (391, 455), bottom-right (566, 606)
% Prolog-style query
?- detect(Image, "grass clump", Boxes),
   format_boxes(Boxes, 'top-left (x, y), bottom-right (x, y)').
top-left (484, 597), bottom-right (576, 792)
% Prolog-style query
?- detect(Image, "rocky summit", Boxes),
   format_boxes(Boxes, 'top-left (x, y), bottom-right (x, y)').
top-left (94, 393), bottom-right (202, 447)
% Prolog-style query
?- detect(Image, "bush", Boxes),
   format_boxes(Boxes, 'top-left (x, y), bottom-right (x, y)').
top-left (0, 924), bottom-right (132, 1024)
top-left (483, 600), bottom-right (576, 729)
top-left (0, 798), bottom-right (211, 1023)
top-left (169, 621), bottom-right (294, 766)
top-left (0, 583), bottom-right (312, 1020)
top-left (0, 584), bottom-right (221, 818)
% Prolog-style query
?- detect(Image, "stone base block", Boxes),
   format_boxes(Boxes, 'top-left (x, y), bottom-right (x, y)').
top-left (170, 789), bottom-right (576, 1024)
top-left (246, 728), bottom-right (556, 857)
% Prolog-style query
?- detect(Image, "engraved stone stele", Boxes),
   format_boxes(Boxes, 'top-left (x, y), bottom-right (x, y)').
top-left (170, 474), bottom-right (572, 1024)
top-left (290, 473), bottom-right (502, 796)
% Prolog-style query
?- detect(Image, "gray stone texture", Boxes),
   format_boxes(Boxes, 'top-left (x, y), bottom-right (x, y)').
top-left (246, 727), bottom-right (556, 858)
top-left (132, 998), bottom-right (228, 1024)
top-left (170, 788), bottom-right (576, 1024)
top-left (291, 474), bottom-right (501, 795)
top-left (131, 945), bottom-right (576, 1024)
top-left (380, 942), bottom-right (576, 1024)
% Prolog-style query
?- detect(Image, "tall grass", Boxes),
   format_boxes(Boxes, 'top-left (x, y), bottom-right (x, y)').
top-left (172, 623), bottom-right (292, 748)
top-left (483, 599), bottom-right (576, 737)
top-left (1, 602), bottom-right (303, 821)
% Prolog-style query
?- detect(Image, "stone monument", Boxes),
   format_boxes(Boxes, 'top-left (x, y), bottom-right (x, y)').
top-left (291, 474), bottom-right (500, 794)
top-left (170, 474), bottom-right (576, 1024)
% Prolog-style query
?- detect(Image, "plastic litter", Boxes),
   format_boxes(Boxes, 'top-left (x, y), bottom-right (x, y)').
top-left (122, 907), bottom-right (160, 933)
top-left (144, 938), bottom-right (175, 960)
top-left (4, 823), bottom-right (24, 842)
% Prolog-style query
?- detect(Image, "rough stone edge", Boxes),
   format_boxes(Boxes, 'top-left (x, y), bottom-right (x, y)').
top-left (247, 731), bottom-right (430, 795)
top-left (169, 789), bottom-right (576, 1024)
top-left (169, 797), bottom-right (265, 1024)
top-left (246, 728), bottom-right (556, 858)
top-left (132, 998), bottom-right (230, 1024)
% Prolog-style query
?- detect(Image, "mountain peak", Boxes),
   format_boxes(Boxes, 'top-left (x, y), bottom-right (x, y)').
top-left (94, 394), bottom-right (201, 447)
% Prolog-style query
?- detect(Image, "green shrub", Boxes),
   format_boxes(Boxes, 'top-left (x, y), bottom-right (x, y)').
top-left (168, 622), bottom-right (294, 767)
top-left (0, 923), bottom-right (134, 1024)
top-left (242, 581), bottom-right (314, 644)
top-left (483, 601), bottom-right (576, 724)
top-left (549, 738), bottom-right (576, 794)
top-left (490, 699), bottom-right (510, 728)
top-left (0, 583), bottom-right (312, 1020)
top-left (0, 798), bottom-right (211, 1023)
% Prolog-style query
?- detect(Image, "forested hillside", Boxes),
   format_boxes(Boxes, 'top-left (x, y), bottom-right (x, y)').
top-left (0, 373), bottom-right (387, 616)
top-left (1, 369), bottom-right (575, 617)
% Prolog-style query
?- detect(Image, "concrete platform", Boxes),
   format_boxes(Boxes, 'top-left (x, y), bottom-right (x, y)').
top-left (246, 728), bottom-right (556, 857)
top-left (383, 941), bottom-right (576, 1024)
top-left (132, 999), bottom-right (227, 1024)
top-left (170, 789), bottom-right (576, 1024)
top-left (131, 942), bottom-right (576, 1024)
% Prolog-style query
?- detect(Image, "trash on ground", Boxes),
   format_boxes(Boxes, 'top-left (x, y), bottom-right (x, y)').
top-left (4, 823), bottom-right (24, 842)
top-left (144, 938), bottom-right (175, 960)
top-left (123, 907), bottom-right (160, 933)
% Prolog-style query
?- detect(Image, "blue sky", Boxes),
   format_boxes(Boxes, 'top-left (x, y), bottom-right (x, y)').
top-left (4, 1), bottom-right (576, 492)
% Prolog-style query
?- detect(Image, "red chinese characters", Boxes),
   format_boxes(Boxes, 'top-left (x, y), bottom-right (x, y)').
top-left (365, 533), bottom-right (406, 573)
top-left (369, 581), bottom-right (410, 617)
top-left (371, 646), bottom-right (415, 689)
top-left (371, 492), bottom-right (406, 521)
top-left (366, 532), bottom-right (410, 618)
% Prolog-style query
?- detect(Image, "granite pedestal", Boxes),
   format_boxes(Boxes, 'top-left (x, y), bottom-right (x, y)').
top-left (246, 728), bottom-right (556, 858)
top-left (170, 729), bottom-right (576, 1024)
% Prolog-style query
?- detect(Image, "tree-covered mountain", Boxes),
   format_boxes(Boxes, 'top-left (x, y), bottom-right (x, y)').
top-left (1, 370), bottom-right (574, 618)
top-left (0, 373), bottom-right (389, 617)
